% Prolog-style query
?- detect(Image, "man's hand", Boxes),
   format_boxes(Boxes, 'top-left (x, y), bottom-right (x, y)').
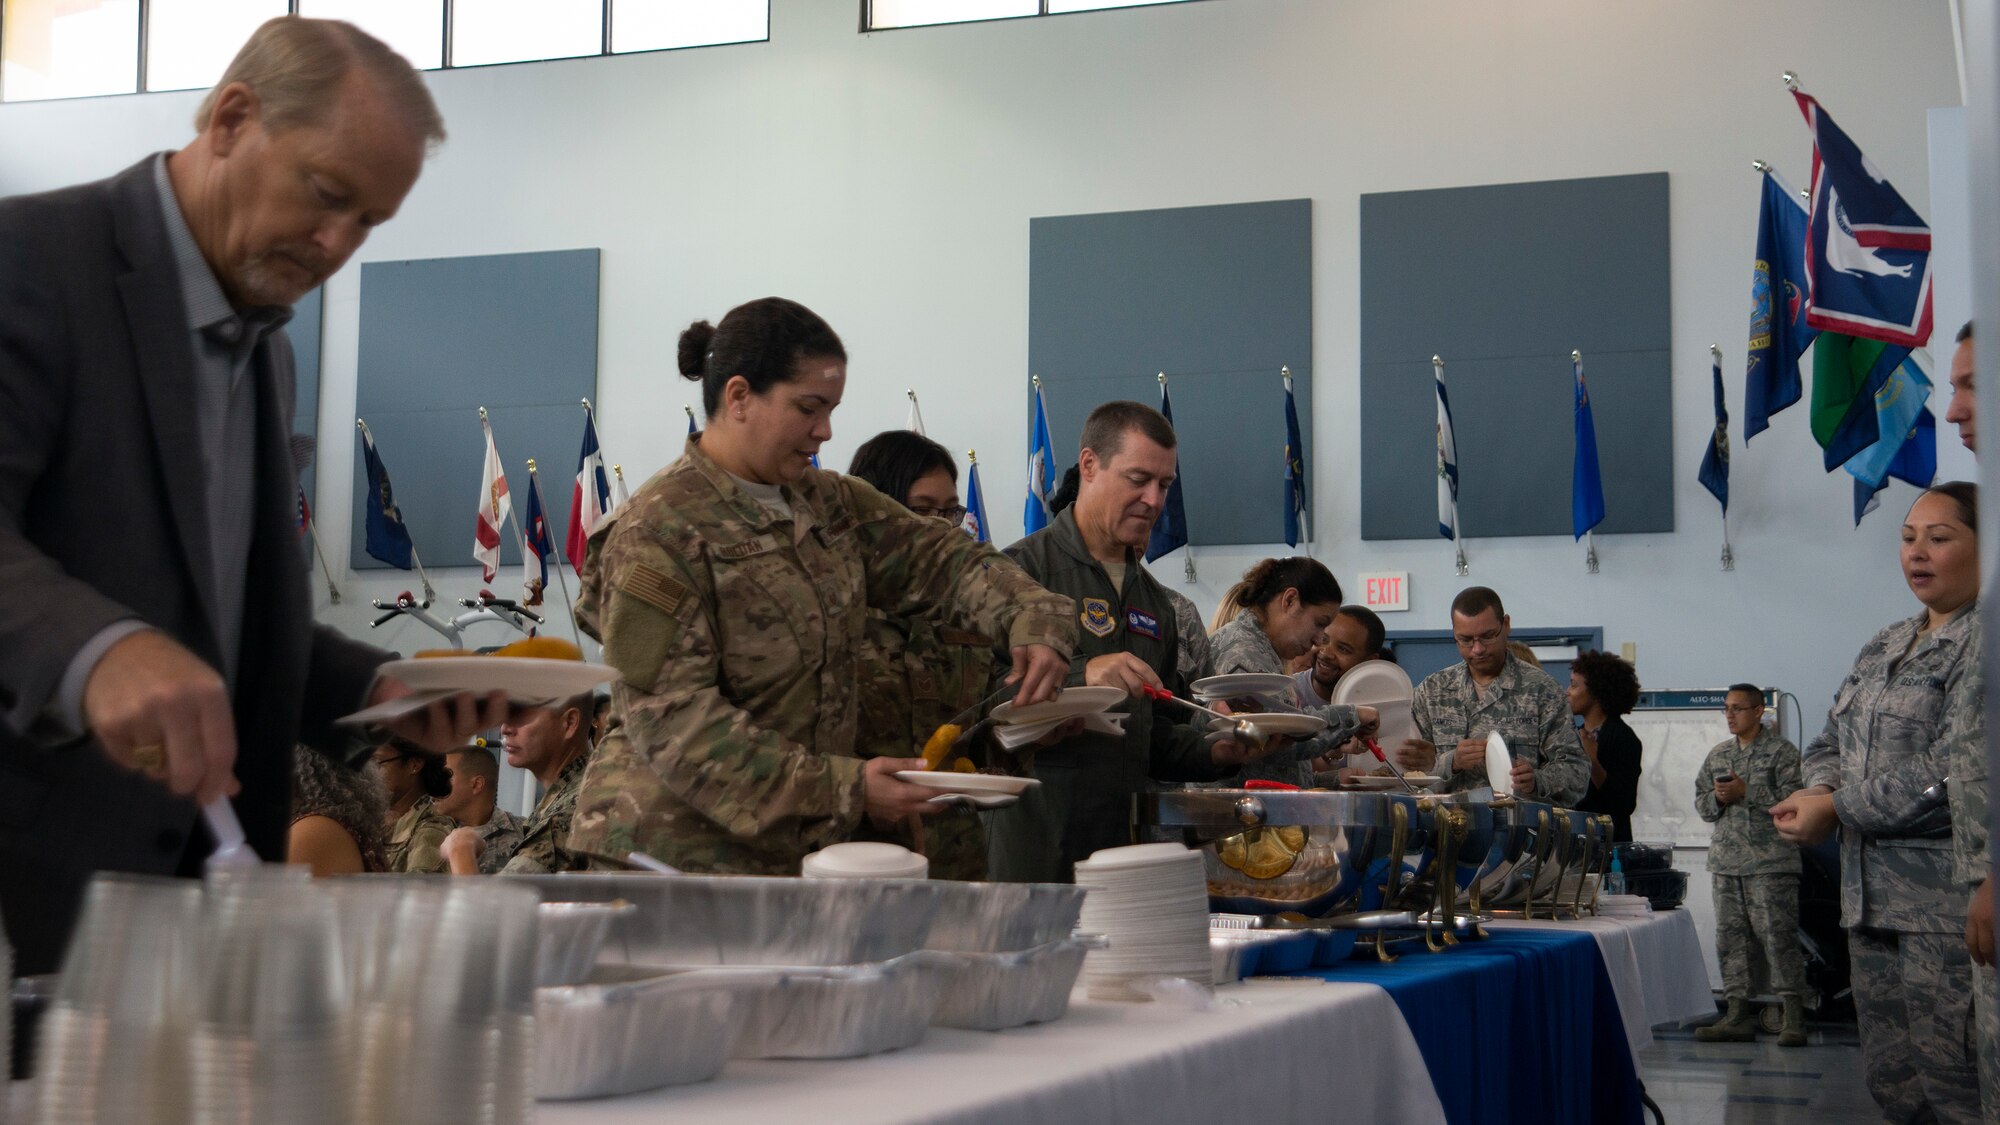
top-left (1770, 786), bottom-right (1837, 846)
top-left (371, 679), bottom-right (509, 753)
top-left (1452, 736), bottom-right (1486, 773)
top-left (441, 826), bottom-right (486, 875)
top-left (1352, 706), bottom-right (1380, 741)
top-left (83, 629), bottom-right (238, 805)
top-left (1967, 877), bottom-right (1994, 967)
top-left (863, 756), bottom-right (942, 828)
top-left (1713, 776), bottom-right (1747, 806)
top-left (1396, 738), bottom-right (1436, 771)
top-left (1006, 643), bottom-right (1069, 707)
top-left (1083, 653), bottom-right (1161, 697)
top-left (1510, 758), bottom-right (1536, 796)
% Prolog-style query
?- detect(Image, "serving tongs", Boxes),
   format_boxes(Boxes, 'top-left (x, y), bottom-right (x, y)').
top-left (1138, 684), bottom-right (1267, 749)
top-left (1363, 738), bottom-right (1423, 796)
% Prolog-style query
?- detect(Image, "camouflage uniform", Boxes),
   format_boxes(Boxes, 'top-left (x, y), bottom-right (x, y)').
top-left (1943, 615), bottom-right (1997, 1123)
top-left (987, 509), bottom-right (1233, 884)
top-left (501, 751), bottom-right (591, 875)
top-left (1204, 609), bottom-right (1360, 787)
top-left (1802, 604), bottom-right (1981, 1124)
top-left (385, 797), bottom-right (453, 874)
top-left (1412, 653), bottom-right (1587, 805)
top-left (850, 610), bottom-right (996, 881)
top-left (1163, 587), bottom-right (1213, 685)
top-left (470, 806), bottom-right (528, 875)
top-left (567, 437), bottom-right (1074, 876)
top-left (1693, 730), bottom-right (1806, 1000)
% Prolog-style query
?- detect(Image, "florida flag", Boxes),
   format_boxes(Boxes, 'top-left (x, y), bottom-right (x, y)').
top-left (1794, 90), bottom-right (1933, 347)
top-left (566, 410), bottom-right (611, 574)
top-left (473, 417), bottom-right (511, 583)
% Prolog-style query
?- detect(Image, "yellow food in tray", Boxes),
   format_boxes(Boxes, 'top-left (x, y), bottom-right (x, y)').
top-left (413, 637), bottom-right (583, 661)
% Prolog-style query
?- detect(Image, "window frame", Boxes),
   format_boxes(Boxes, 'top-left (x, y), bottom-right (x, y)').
top-left (859, 0), bottom-right (1201, 33)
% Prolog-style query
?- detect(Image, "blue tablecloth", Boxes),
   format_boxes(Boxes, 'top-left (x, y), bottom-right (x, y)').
top-left (1303, 927), bottom-right (1643, 1125)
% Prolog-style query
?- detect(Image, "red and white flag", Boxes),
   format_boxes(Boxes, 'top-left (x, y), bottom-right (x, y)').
top-left (474, 417), bottom-right (512, 582)
top-left (566, 408), bottom-right (611, 574)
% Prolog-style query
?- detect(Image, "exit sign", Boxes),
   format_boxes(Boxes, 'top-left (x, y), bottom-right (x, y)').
top-left (1359, 571), bottom-right (1409, 612)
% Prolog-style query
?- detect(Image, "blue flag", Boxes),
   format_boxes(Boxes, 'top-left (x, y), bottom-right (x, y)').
top-left (1435, 361), bottom-right (1459, 540)
top-left (1843, 350), bottom-right (1933, 489)
top-left (1795, 90), bottom-right (1932, 347)
top-left (523, 470), bottom-right (552, 603)
top-left (1698, 355), bottom-right (1730, 513)
top-left (1571, 355), bottom-right (1605, 540)
top-left (964, 458), bottom-right (990, 544)
top-left (358, 422), bottom-right (414, 570)
top-left (1146, 380), bottom-right (1188, 562)
top-left (1853, 408), bottom-right (1936, 525)
top-left (686, 406), bottom-right (699, 436)
top-left (1745, 169), bottom-right (1819, 441)
top-left (1283, 370), bottom-right (1308, 547)
top-left (1024, 381), bottom-right (1054, 534)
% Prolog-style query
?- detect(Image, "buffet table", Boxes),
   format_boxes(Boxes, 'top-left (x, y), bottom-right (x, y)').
top-left (540, 976), bottom-right (1447, 1125)
top-left (1487, 907), bottom-right (1714, 1055)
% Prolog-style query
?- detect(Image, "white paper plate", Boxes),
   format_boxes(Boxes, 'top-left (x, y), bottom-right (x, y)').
top-left (926, 792), bottom-right (1019, 810)
top-left (1329, 660), bottom-right (1413, 706)
top-left (1486, 731), bottom-right (1515, 797)
top-left (894, 771), bottom-right (1040, 796)
top-left (377, 656), bottom-right (618, 702)
top-left (1191, 673), bottom-right (1296, 699)
top-left (1075, 842), bottom-right (1198, 871)
top-left (990, 686), bottom-right (1126, 725)
top-left (1205, 713), bottom-right (1328, 738)
top-left (1344, 774), bottom-right (1442, 791)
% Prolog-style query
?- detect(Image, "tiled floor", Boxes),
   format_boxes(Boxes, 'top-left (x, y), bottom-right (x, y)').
top-left (1637, 1016), bottom-right (1882, 1125)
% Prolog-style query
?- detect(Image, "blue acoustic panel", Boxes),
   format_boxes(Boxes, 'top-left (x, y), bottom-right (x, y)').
top-left (1359, 174), bottom-right (1673, 540)
top-left (350, 249), bottom-right (600, 572)
top-left (1029, 199), bottom-right (1313, 548)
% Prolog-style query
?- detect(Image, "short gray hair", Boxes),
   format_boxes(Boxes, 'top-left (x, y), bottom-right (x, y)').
top-left (195, 17), bottom-right (445, 149)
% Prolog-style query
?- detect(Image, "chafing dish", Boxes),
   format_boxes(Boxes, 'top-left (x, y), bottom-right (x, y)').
top-left (506, 874), bottom-right (944, 966)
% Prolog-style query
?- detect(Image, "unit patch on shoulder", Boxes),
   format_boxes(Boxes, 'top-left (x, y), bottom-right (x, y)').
top-left (621, 562), bottom-right (688, 616)
top-left (1125, 608), bottom-right (1161, 640)
top-left (1080, 597), bottom-right (1116, 638)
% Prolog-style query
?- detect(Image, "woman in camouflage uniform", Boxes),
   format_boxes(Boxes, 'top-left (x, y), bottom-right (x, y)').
top-left (1774, 482), bottom-right (1984, 1123)
top-left (569, 299), bottom-right (1074, 876)
top-left (1205, 557), bottom-right (1373, 787)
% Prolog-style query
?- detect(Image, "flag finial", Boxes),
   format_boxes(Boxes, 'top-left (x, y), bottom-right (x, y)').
top-left (580, 397), bottom-right (592, 411)
top-left (1432, 355), bottom-right (1443, 369)
top-left (1709, 343), bottom-right (1722, 362)
top-left (1571, 349), bottom-right (1582, 364)
top-left (1280, 365), bottom-right (1290, 380)
top-left (478, 405), bottom-right (488, 421)
top-left (906, 388), bottom-right (916, 401)
top-left (1157, 371), bottom-right (1166, 386)
top-left (1031, 374), bottom-right (1041, 388)
top-left (966, 449), bottom-right (977, 464)
top-left (526, 458), bottom-right (538, 474)
top-left (1781, 70), bottom-right (1799, 91)
top-left (1752, 159), bottom-right (1772, 173)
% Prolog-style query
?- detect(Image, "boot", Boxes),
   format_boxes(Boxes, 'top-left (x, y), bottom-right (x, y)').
top-left (1776, 994), bottom-right (1808, 1047)
top-left (1694, 997), bottom-right (1758, 1042)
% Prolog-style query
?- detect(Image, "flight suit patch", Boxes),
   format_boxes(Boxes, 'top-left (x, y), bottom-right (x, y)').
top-left (1080, 598), bottom-right (1115, 638)
top-left (1125, 608), bottom-right (1161, 639)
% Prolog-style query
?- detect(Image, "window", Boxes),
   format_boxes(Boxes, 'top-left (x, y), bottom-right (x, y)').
top-left (612, 0), bottom-right (766, 53)
top-left (865, 0), bottom-right (1193, 29)
top-left (145, 0), bottom-right (288, 92)
top-left (1, 0), bottom-right (138, 101)
top-left (450, 0), bottom-right (601, 67)
top-left (296, 0), bottom-right (446, 71)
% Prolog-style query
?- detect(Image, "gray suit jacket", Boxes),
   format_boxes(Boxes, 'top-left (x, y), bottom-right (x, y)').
top-left (0, 155), bottom-right (390, 974)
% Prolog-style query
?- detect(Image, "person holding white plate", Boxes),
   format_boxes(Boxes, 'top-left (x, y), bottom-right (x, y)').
top-left (1400, 586), bottom-right (1586, 804)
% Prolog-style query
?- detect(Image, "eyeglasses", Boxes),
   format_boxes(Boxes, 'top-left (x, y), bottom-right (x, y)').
top-left (1722, 704), bottom-right (1761, 715)
top-left (909, 504), bottom-right (968, 526)
top-left (1453, 628), bottom-right (1505, 651)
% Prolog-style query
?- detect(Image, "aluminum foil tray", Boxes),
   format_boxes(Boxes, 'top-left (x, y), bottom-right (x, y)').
top-left (534, 966), bottom-right (749, 1099)
top-left (926, 935), bottom-right (1098, 1031)
top-left (1207, 928), bottom-right (1316, 978)
top-left (924, 883), bottom-right (1089, 953)
top-left (688, 952), bottom-right (942, 1060)
top-left (536, 901), bottom-right (637, 988)
top-left (507, 874), bottom-right (944, 966)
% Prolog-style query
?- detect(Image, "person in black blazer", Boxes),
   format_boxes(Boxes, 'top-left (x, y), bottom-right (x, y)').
top-left (0, 17), bottom-right (499, 976)
top-left (1569, 650), bottom-right (1643, 842)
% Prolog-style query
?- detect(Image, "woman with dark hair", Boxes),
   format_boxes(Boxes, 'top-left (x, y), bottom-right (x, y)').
top-left (846, 430), bottom-right (988, 879)
top-left (1568, 650), bottom-right (1643, 841)
top-left (1207, 557), bottom-right (1377, 786)
top-left (568, 297), bottom-right (1075, 875)
top-left (376, 737), bottom-right (454, 873)
top-left (290, 744), bottom-right (391, 875)
top-left (1772, 482), bottom-right (1985, 1121)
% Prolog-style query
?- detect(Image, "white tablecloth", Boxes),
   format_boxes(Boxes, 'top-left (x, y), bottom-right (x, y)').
top-left (541, 978), bottom-right (1445, 1125)
top-left (1486, 908), bottom-right (1714, 1058)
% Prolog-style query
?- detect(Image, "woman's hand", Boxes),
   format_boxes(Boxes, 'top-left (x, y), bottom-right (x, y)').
top-left (863, 756), bottom-right (943, 829)
top-left (1769, 786), bottom-right (1837, 846)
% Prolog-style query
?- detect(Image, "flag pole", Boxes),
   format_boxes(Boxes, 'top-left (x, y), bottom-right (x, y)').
top-left (684, 405), bottom-right (697, 431)
top-left (481, 407), bottom-right (536, 604)
top-left (1158, 371), bottom-right (1199, 582)
top-left (304, 511), bottom-right (341, 604)
top-left (1576, 349), bottom-right (1600, 575)
top-left (1712, 343), bottom-right (1736, 572)
top-left (1437, 356), bottom-right (1468, 575)
top-left (1283, 366), bottom-right (1313, 562)
top-left (527, 459), bottom-right (584, 648)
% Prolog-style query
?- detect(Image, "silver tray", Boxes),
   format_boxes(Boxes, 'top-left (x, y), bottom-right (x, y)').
top-left (506, 873), bottom-right (945, 966)
top-left (924, 882), bottom-right (1089, 953)
top-left (536, 901), bottom-right (637, 987)
top-left (534, 966), bottom-right (750, 1099)
top-left (647, 952), bottom-right (943, 1060)
top-left (926, 935), bottom-right (1100, 1031)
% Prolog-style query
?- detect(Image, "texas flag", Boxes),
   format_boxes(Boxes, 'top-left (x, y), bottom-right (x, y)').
top-left (473, 417), bottom-right (511, 583)
top-left (1793, 90), bottom-right (1933, 347)
top-left (566, 409), bottom-right (611, 574)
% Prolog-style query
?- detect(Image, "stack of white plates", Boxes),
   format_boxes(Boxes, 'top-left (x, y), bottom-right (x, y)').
top-left (802, 842), bottom-right (930, 880)
top-left (1073, 844), bottom-right (1212, 1001)
top-left (1597, 894), bottom-right (1655, 916)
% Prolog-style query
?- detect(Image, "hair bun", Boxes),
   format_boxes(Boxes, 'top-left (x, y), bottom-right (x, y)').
top-left (677, 320), bottom-right (715, 380)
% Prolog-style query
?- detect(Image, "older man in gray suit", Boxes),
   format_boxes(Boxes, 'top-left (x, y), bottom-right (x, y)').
top-left (0, 18), bottom-right (501, 975)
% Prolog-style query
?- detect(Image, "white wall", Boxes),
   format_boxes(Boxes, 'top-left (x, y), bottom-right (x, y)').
top-left (0, 0), bottom-right (1972, 734)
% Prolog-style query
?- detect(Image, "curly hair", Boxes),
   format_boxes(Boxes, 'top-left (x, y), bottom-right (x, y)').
top-left (292, 744), bottom-right (391, 862)
top-left (1570, 650), bottom-right (1640, 716)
